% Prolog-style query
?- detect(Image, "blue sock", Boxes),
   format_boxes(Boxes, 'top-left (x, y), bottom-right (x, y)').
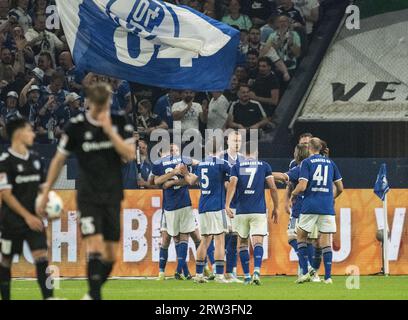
top-left (180, 241), bottom-right (190, 277)
top-left (322, 246), bottom-right (333, 280)
top-left (288, 239), bottom-right (298, 253)
top-left (239, 247), bottom-right (250, 278)
top-left (176, 241), bottom-right (188, 275)
top-left (207, 240), bottom-right (215, 265)
top-left (196, 260), bottom-right (205, 275)
top-left (159, 247), bottom-right (168, 273)
top-left (253, 244), bottom-right (263, 274)
top-left (225, 234), bottom-right (238, 274)
top-left (307, 243), bottom-right (314, 265)
top-left (311, 247), bottom-right (322, 271)
top-left (175, 243), bottom-right (182, 274)
top-left (297, 242), bottom-right (309, 275)
top-left (215, 260), bottom-right (224, 276)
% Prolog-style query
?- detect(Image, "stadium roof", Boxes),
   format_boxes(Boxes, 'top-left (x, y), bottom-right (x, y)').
top-left (296, 9), bottom-right (408, 123)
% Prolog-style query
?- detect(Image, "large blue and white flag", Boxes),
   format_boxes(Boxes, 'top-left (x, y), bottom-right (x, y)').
top-left (374, 163), bottom-right (390, 201)
top-left (55, 0), bottom-right (240, 90)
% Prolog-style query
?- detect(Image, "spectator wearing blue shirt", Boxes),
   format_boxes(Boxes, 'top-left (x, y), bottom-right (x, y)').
top-left (35, 93), bottom-right (67, 143)
top-left (154, 89), bottom-right (180, 129)
top-left (110, 78), bottom-right (131, 113)
top-left (40, 71), bottom-right (68, 108)
top-left (58, 51), bottom-right (85, 93)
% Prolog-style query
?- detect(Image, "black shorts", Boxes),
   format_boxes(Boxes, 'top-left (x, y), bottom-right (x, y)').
top-left (0, 228), bottom-right (47, 257)
top-left (77, 201), bottom-right (121, 242)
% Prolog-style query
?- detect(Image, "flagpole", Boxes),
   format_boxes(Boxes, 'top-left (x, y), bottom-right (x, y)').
top-left (383, 193), bottom-right (389, 276)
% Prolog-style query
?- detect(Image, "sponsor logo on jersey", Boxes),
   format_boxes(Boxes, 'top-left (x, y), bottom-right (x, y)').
top-left (15, 174), bottom-right (41, 184)
top-left (82, 141), bottom-right (114, 152)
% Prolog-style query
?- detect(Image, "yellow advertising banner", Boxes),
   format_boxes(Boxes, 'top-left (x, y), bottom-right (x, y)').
top-left (10, 189), bottom-right (408, 277)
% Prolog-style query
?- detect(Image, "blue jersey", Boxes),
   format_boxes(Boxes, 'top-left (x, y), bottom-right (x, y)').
top-left (195, 156), bottom-right (231, 213)
top-left (286, 165), bottom-right (303, 218)
top-left (230, 159), bottom-right (273, 215)
top-left (299, 154), bottom-right (342, 215)
top-left (223, 151), bottom-right (245, 209)
top-left (289, 159), bottom-right (297, 170)
top-left (152, 155), bottom-right (193, 211)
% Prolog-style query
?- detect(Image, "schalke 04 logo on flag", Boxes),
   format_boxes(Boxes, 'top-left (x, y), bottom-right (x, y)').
top-left (55, 0), bottom-right (240, 90)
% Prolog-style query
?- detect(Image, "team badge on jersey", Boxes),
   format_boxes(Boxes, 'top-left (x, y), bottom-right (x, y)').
top-left (17, 164), bottom-right (24, 172)
top-left (84, 131), bottom-right (93, 140)
top-left (33, 160), bottom-right (41, 170)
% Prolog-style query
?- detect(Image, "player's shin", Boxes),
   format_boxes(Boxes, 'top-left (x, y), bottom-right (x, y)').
top-left (307, 241), bottom-right (315, 267)
top-left (226, 233), bottom-right (238, 274)
top-left (0, 263), bottom-right (11, 300)
top-left (239, 246), bottom-right (250, 280)
top-left (35, 256), bottom-right (54, 299)
top-left (159, 246), bottom-right (169, 273)
top-left (311, 246), bottom-right (322, 271)
top-left (253, 243), bottom-right (264, 275)
top-left (101, 260), bottom-right (114, 285)
top-left (322, 246), bottom-right (333, 280)
top-left (87, 252), bottom-right (104, 300)
top-left (177, 240), bottom-right (189, 277)
top-left (296, 242), bottom-right (309, 275)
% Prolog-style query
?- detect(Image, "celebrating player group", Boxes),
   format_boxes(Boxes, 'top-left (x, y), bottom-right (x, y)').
top-left (0, 82), bottom-right (343, 300)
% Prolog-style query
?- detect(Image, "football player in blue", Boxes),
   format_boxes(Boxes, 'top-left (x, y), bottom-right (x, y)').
top-left (286, 133), bottom-right (316, 274)
top-left (293, 138), bottom-right (343, 284)
top-left (225, 143), bottom-right (279, 285)
top-left (223, 130), bottom-right (245, 283)
top-left (182, 139), bottom-right (231, 283)
top-left (273, 143), bottom-right (310, 278)
top-left (152, 142), bottom-right (198, 281)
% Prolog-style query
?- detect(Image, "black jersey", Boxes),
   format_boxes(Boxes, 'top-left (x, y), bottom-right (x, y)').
top-left (57, 112), bottom-right (134, 205)
top-left (0, 149), bottom-right (45, 229)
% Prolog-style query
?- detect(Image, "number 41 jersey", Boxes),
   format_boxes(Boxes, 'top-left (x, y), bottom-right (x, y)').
top-left (299, 154), bottom-right (342, 215)
top-left (230, 158), bottom-right (273, 215)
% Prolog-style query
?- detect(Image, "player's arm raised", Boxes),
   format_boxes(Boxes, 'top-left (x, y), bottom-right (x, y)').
top-left (266, 176), bottom-right (279, 224)
top-left (225, 176), bottom-right (237, 218)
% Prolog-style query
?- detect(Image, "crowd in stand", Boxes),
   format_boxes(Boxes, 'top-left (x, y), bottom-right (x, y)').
top-left (0, 0), bottom-right (322, 146)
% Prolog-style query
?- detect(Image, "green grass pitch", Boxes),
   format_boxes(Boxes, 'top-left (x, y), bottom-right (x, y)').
top-left (9, 276), bottom-right (408, 300)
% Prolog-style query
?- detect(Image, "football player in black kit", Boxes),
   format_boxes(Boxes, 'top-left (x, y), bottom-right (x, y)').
top-left (0, 118), bottom-right (54, 300)
top-left (38, 82), bottom-right (136, 300)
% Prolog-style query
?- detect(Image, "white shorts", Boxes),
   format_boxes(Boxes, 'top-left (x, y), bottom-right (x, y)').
top-left (298, 214), bottom-right (336, 234)
top-left (199, 211), bottom-right (227, 236)
top-left (226, 208), bottom-right (237, 233)
top-left (164, 206), bottom-right (196, 237)
top-left (287, 216), bottom-right (298, 238)
top-left (234, 213), bottom-right (267, 239)
top-left (308, 223), bottom-right (319, 239)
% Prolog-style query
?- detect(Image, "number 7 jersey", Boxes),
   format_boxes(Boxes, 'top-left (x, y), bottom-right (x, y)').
top-left (230, 158), bottom-right (273, 215)
top-left (299, 154), bottom-right (342, 215)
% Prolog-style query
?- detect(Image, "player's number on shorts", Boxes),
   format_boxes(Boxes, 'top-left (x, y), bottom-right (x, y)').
top-left (245, 168), bottom-right (257, 189)
top-left (313, 165), bottom-right (328, 186)
top-left (80, 217), bottom-right (96, 235)
top-left (201, 168), bottom-right (209, 188)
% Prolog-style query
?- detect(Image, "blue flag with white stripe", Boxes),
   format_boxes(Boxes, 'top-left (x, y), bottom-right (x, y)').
top-left (374, 163), bottom-right (390, 201)
top-left (55, 0), bottom-right (240, 90)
